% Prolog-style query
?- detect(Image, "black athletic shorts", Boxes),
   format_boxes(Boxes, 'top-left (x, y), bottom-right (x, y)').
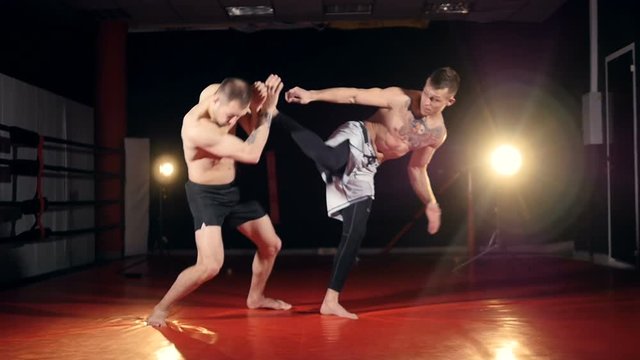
top-left (184, 181), bottom-right (266, 230)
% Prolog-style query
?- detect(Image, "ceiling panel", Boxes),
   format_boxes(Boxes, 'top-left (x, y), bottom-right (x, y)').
top-left (272, 0), bottom-right (323, 21)
top-left (373, 0), bottom-right (424, 18)
top-left (48, 0), bottom-right (572, 31)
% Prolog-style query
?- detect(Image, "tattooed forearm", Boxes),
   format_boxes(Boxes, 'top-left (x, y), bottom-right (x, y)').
top-left (258, 111), bottom-right (273, 126)
top-left (245, 111), bottom-right (271, 145)
top-left (246, 128), bottom-right (260, 144)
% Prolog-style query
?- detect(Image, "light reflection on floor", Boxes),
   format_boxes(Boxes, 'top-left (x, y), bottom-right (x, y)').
top-left (1, 255), bottom-right (639, 359)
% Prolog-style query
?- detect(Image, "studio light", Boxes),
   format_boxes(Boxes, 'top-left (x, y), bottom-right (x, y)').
top-left (152, 154), bottom-right (178, 253)
top-left (153, 155), bottom-right (178, 185)
top-left (490, 144), bottom-right (522, 177)
top-left (158, 162), bottom-right (174, 178)
top-left (454, 143), bottom-right (524, 272)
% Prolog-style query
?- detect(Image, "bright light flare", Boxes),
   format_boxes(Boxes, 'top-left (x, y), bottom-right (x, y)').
top-left (495, 340), bottom-right (519, 360)
top-left (491, 145), bottom-right (522, 176)
top-left (158, 162), bottom-right (175, 178)
top-left (154, 155), bottom-right (179, 184)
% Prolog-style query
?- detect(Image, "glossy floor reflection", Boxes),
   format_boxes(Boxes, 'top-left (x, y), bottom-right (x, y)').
top-left (1, 254), bottom-right (639, 359)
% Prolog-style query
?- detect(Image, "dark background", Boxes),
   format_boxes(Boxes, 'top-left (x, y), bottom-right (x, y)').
top-left (2, 0), bottom-right (638, 252)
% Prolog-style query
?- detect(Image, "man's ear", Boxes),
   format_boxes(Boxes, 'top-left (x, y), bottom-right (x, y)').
top-left (447, 97), bottom-right (456, 107)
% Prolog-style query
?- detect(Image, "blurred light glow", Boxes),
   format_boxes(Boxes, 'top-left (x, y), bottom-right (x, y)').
top-left (159, 162), bottom-right (175, 178)
top-left (491, 145), bottom-right (522, 176)
top-left (154, 343), bottom-right (183, 360)
top-left (154, 155), bottom-right (179, 184)
top-left (495, 340), bottom-right (519, 360)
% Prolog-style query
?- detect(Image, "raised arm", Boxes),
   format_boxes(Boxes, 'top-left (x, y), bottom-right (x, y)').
top-left (285, 86), bottom-right (410, 109)
top-left (237, 80), bottom-right (269, 134)
top-left (185, 75), bottom-right (282, 164)
top-left (183, 111), bottom-right (274, 164)
top-left (407, 142), bottom-right (445, 234)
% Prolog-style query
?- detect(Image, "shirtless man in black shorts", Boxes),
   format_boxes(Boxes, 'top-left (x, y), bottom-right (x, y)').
top-left (146, 75), bottom-right (290, 327)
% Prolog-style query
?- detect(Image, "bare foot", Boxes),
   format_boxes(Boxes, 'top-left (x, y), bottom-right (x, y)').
top-left (320, 301), bottom-right (358, 320)
top-left (247, 296), bottom-right (292, 310)
top-left (146, 307), bottom-right (169, 327)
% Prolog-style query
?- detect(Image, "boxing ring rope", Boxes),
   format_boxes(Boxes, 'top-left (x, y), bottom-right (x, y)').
top-left (0, 199), bottom-right (122, 212)
top-left (0, 158), bottom-right (121, 178)
top-left (0, 225), bottom-right (122, 244)
top-left (0, 123), bottom-right (124, 245)
top-left (0, 124), bottom-right (121, 154)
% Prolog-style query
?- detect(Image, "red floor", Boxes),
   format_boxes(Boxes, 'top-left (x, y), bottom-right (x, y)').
top-left (1, 253), bottom-right (639, 359)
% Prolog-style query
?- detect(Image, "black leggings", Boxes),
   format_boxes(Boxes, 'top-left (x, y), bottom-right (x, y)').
top-left (276, 112), bottom-right (350, 177)
top-left (329, 198), bottom-right (372, 291)
top-left (276, 113), bottom-right (371, 292)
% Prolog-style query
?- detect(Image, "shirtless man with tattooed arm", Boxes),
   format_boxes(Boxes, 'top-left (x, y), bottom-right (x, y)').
top-left (280, 67), bottom-right (460, 319)
top-left (147, 74), bottom-right (290, 327)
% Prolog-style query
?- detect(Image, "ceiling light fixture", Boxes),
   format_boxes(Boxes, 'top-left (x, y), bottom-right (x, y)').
top-left (324, 4), bottom-right (373, 16)
top-left (425, 1), bottom-right (471, 15)
top-left (226, 6), bottom-right (274, 17)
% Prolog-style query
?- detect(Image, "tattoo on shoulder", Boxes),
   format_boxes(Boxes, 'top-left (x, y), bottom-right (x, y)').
top-left (398, 117), bottom-right (445, 149)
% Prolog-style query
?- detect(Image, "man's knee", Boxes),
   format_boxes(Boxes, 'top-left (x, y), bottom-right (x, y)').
top-left (259, 236), bottom-right (282, 258)
top-left (196, 260), bottom-right (223, 282)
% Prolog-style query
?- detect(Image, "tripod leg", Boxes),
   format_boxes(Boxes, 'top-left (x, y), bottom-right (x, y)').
top-left (452, 230), bottom-right (498, 272)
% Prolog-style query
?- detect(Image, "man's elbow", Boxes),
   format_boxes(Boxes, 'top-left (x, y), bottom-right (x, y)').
top-left (237, 153), bottom-right (259, 165)
top-left (231, 149), bottom-right (261, 165)
top-left (245, 151), bottom-right (261, 164)
top-left (407, 165), bottom-right (425, 177)
top-left (236, 156), bottom-right (260, 165)
top-left (248, 155), bottom-right (261, 164)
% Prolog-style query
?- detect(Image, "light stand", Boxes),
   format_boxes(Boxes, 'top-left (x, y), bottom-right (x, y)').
top-left (453, 144), bottom-right (521, 272)
top-left (120, 157), bottom-right (176, 277)
top-left (151, 158), bottom-right (176, 255)
top-left (152, 184), bottom-right (169, 255)
top-left (453, 196), bottom-right (500, 272)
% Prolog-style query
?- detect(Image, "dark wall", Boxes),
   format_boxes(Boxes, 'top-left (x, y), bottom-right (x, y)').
top-left (0, 0), bottom-right (593, 251)
top-left (599, 1), bottom-right (640, 62)
top-left (0, 0), bottom-right (97, 106)
top-left (129, 0), bottom-right (591, 250)
top-left (578, 0), bottom-right (640, 258)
